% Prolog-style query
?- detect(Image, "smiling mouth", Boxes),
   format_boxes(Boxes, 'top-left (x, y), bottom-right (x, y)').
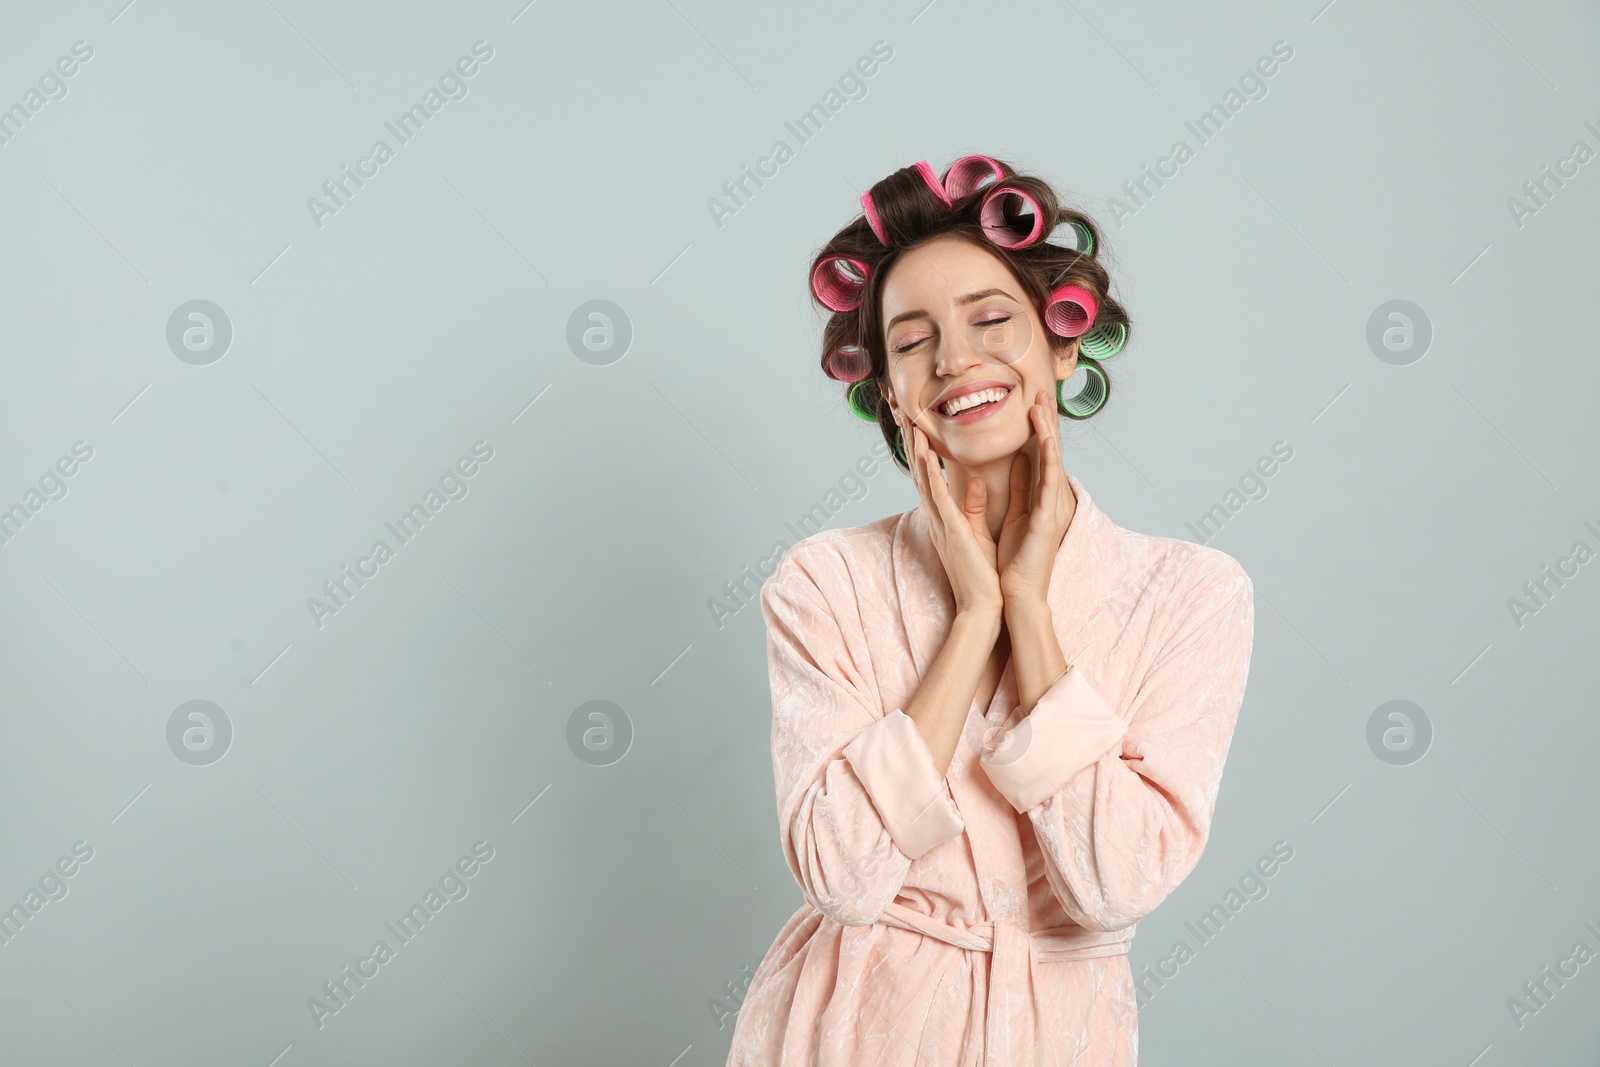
top-left (937, 386), bottom-right (1013, 420)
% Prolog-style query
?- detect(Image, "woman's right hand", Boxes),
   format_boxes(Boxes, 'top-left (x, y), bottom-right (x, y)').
top-left (896, 409), bottom-right (1005, 621)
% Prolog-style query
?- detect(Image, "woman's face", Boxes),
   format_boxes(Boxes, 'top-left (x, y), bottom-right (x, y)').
top-left (880, 235), bottom-right (1076, 467)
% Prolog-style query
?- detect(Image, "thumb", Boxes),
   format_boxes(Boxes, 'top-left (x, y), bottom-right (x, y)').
top-left (963, 475), bottom-right (986, 518)
top-left (963, 477), bottom-right (993, 543)
top-left (1006, 453), bottom-right (1031, 524)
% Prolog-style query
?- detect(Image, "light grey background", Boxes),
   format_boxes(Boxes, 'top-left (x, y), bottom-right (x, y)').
top-left (2, 0), bottom-right (1597, 1064)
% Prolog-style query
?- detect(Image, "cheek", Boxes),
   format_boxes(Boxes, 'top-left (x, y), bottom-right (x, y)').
top-left (1032, 346), bottom-right (1075, 395)
top-left (888, 366), bottom-right (920, 405)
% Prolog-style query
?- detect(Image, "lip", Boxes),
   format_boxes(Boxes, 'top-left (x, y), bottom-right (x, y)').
top-left (932, 380), bottom-right (1014, 422)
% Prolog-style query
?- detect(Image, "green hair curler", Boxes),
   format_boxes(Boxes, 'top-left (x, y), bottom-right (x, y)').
top-left (1057, 361), bottom-right (1110, 420)
top-left (847, 379), bottom-right (881, 422)
top-left (1078, 321), bottom-right (1126, 362)
top-left (1048, 218), bottom-right (1095, 256)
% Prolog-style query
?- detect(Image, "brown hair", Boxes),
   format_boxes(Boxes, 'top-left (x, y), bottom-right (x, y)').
top-left (808, 157), bottom-right (1131, 473)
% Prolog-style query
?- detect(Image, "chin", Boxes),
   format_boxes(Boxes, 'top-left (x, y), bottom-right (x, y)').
top-left (938, 421), bottom-right (1030, 465)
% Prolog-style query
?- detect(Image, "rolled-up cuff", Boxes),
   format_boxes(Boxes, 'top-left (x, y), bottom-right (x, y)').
top-left (842, 710), bottom-right (966, 859)
top-left (978, 666), bottom-right (1128, 813)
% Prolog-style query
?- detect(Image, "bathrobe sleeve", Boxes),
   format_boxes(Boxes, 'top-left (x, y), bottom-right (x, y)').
top-left (760, 548), bottom-right (967, 926)
top-left (978, 557), bottom-right (1254, 932)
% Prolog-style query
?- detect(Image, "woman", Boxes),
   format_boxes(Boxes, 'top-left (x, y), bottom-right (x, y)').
top-left (725, 156), bottom-right (1255, 1066)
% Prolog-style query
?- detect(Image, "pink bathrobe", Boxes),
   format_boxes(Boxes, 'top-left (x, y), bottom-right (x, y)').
top-left (724, 472), bottom-right (1255, 1066)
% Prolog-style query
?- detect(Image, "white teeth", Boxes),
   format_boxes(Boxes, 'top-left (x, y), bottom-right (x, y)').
top-left (940, 387), bottom-right (1009, 417)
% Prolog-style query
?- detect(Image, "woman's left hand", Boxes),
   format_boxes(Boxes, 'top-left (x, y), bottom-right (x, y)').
top-left (996, 389), bottom-right (1076, 611)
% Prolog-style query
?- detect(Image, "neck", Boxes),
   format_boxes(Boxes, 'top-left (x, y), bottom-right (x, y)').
top-left (939, 434), bottom-right (1071, 542)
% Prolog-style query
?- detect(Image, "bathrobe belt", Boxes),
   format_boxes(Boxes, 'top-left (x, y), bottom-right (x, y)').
top-left (875, 901), bottom-right (1133, 1065)
top-left (876, 900), bottom-right (1133, 961)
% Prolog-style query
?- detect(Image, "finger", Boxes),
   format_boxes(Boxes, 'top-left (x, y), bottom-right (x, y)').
top-left (923, 442), bottom-right (949, 510)
top-left (1008, 449), bottom-right (1032, 524)
top-left (923, 447), bottom-right (961, 540)
top-left (908, 425), bottom-right (940, 543)
top-left (904, 416), bottom-right (930, 515)
top-left (966, 476), bottom-right (992, 547)
top-left (899, 414), bottom-right (934, 532)
top-left (963, 476), bottom-right (998, 552)
top-left (1034, 391), bottom-right (1056, 496)
top-left (963, 475), bottom-right (987, 525)
top-left (1036, 390), bottom-right (1062, 503)
top-left (924, 442), bottom-right (966, 531)
top-left (913, 425), bottom-right (946, 536)
top-left (1037, 389), bottom-right (1056, 445)
top-left (1024, 393), bottom-right (1046, 482)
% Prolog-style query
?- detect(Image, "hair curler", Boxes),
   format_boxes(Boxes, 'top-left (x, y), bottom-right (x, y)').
top-left (1078, 320), bottom-right (1127, 362)
top-left (847, 379), bottom-right (881, 422)
top-left (914, 160), bottom-right (951, 207)
top-left (1043, 284), bottom-right (1097, 338)
top-left (942, 155), bottom-right (1004, 201)
top-left (862, 160), bottom-right (950, 246)
top-left (860, 190), bottom-right (891, 245)
top-left (827, 343), bottom-right (873, 383)
top-left (1047, 218), bottom-right (1095, 256)
top-left (811, 256), bottom-right (870, 312)
top-left (1057, 360), bottom-right (1110, 419)
top-left (979, 185), bottom-right (1045, 249)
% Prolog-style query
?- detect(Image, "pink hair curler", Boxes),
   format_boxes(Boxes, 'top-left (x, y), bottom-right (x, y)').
top-left (811, 256), bottom-right (869, 312)
top-left (914, 160), bottom-right (951, 207)
top-left (860, 189), bottom-right (890, 245)
top-left (942, 155), bottom-right (1004, 201)
top-left (979, 185), bottom-right (1044, 248)
top-left (1043, 283), bottom-right (1098, 337)
top-left (862, 160), bottom-right (951, 246)
top-left (827, 343), bottom-right (872, 382)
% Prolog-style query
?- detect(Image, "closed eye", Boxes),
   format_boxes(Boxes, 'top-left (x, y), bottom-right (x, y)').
top-left (894, 314), bottom-right (1012, 353)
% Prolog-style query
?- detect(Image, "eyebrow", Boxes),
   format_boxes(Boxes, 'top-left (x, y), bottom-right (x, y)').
top-left (885, 288), bottom-right (1017, 331)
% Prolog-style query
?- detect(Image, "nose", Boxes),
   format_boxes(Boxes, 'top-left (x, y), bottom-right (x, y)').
top-left (933, 325), bottom-right (989, 379)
